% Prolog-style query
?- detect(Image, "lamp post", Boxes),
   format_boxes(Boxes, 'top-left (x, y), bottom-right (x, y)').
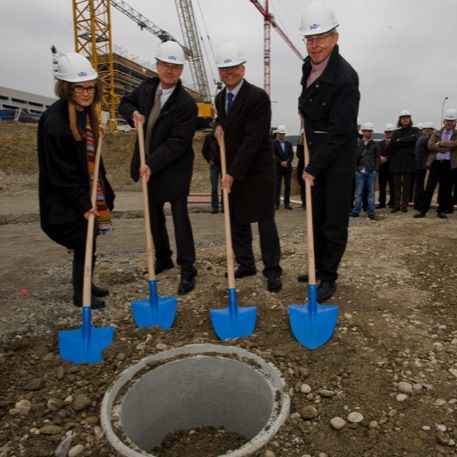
top-left (441, 96), bottom-right (449, 124)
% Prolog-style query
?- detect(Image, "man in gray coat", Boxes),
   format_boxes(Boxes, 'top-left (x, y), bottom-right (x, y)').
top-left (214, 42), bottom-right (282, 293)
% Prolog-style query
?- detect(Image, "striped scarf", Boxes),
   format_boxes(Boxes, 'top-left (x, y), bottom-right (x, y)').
top-left (85, 122), bottom-right (113, 235)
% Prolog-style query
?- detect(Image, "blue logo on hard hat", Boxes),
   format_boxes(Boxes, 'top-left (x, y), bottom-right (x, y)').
top-left (224, 58), bottom-right (232, 63)
top-left (77, 71), bottom-right (88, 76)
top-left (168, 55), bottom-right (177, 60)
top-left (310, 23), bottom-right (320, 30)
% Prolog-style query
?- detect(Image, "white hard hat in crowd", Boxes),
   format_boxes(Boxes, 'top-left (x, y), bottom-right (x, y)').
top-left (399, 109), bottom-right (411, 117)
top-left (56, 52), bottom-right (97, 83)
top-left (444, 108), bottom-right (457, 120)
top-left (384, 123), bottom-right (395, 131)
top-left (277, 125), bottom-right (287, 134)
top-left (361, 122), bottom-right (374, 131)
top-left (215, 43), bottom-right (246, 68)
top-left (155, 41), bottom-right (186, 65)
top-left (299, 0), bottom-right (339, 36)
top-left (423, 121), bottom-right (434, 129)
top-left (417, 122), bottom-right (424, 129)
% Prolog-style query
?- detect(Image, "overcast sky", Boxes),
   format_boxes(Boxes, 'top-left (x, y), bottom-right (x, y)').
top-left (1, 0), bottom-right (456, 133)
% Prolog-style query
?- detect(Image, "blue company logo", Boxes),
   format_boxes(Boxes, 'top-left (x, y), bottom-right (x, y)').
top-left (223, 58), bottom-right (233, 63)
top-left (77, 71), bottom-right (88, 76)
top-left (168, 55), bottom-right (177, 60)
top-left (310, 23), bottom-right (320, 30)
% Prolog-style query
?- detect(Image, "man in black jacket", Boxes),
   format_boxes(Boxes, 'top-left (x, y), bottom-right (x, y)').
top-left (296, 0), bottom-right (360, 302)
top-left (214, 42), bottom-right (282, 293)
top-left (119, 41), bottom-right (198, 295)
top-left (201, 128), bottom-right (221, 214)
top-left (273, 125), bottom-right (294, 210)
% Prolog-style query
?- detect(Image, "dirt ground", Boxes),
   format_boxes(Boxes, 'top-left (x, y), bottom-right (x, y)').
top-left (1, 123), bottom-right (457, 457)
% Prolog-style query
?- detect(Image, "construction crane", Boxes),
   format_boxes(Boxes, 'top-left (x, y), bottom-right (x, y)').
top-left (249, 0), bottom-right (304, 95)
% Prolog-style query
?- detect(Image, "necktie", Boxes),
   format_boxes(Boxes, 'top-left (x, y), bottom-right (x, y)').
top-left (145, 88), bottom-right (162, 158)
top-left (227, 92), bottom-right (234, 113)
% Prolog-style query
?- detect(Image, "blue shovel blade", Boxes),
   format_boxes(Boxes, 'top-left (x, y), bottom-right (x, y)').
top-left (58, 325), bottom-right (114, 364)
top-left (210, 306), bottom-right (257, 340)
top-left (288, 303), bottom-right (338, 349)
top-left (131, 296), bottom-right (177, 329)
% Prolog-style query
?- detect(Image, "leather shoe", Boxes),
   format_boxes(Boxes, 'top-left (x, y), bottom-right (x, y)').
top-left (73, 294), bottom-right (105, 310)
top-left (317, 281), bottom-right (336, 303)
top-left (390, 207), bottom-right (400, 213)
top-left (225, 267), bottom-right (257, 279)
top-left (437, 212), bottom-right (448, 219)
top-left (210, 208), bottom-right (218, 214)
top-left (267, 276), bottom-right (282, 293)
top-left (92, 283), bottom-right (109, 297)
top-left (350, 212), bottom-right (359, 217)
top-left (155, 259), bottom-right (174, 275)
top-left (178, 277), bottom-right (195, 295)
top-left (285, 205), bottom-right (293, 210)
top-left (413, 212), bottom-right (426, 218)
top-left (297, 273), bottom-right (320, 283)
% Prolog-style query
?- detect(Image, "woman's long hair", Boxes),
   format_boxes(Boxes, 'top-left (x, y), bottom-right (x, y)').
top-left (55, 79), bottom-right (103, 141)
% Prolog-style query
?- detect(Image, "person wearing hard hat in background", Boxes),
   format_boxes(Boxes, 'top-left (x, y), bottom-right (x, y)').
top-left (201, 124), bottom-right (222, 214)
top-left (273, 125), bottom-right (294, 210)
top-left (296, 1), bottom-right (360, 303)
top-left (414, 108), bottom-right (457, 219)
top-left (376, 123), bottom-right (395, 209)
top-left (388, 110), bottom-right (419, 213)
top-left (413, 121), bottom-right (435, 213)
top-left (37, 52), bottom-right (115, 309)
top-left (213, 42), bottom-right (282, 293)
top-left (350, 122), bottom-right (378, 220)
top-left (118, 41), bottom-right (198, 295)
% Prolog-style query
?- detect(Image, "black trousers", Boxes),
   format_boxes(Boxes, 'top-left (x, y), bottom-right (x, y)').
top-left (297, 158), bottom-right (306, 207)
top-left (423, 160), bottom-right (452, 214)
top-left (392, 172), bottom-right (414, 210)
top-left (230, 202), bottom-right (281, 278)
top-left (312, 167), bottom-right (353, 282)
top-left (275, 167), bottom-right (291, 207)
top-left (413, 169), bottom-right (427, 211)
top-left (148, 196), bottom-right (196, 272)
top-left (377, 162), bottom-right (394, 207)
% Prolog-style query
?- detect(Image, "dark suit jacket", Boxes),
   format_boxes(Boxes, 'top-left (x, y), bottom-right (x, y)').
top-left (273, 139), bottom-right (293, 171)
top-left (215, 80), bottom-right (275, 224)
top-left (119, 77), bottom-right (197, 204)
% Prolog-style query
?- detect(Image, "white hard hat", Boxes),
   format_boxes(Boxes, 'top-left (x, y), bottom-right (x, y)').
top-left (155, 41), bottom-right (186, 65)
top-left (384, 123), bottom-right (395, 132)
top-left (423, 121), bottom-right (434, 129)
top-left (399, 109), bottom-right (411, 117)
top-left (277, 125), bottom-right (287, 134)
top-left (417, 122), bottom-right (424, 129)
top-left (444, 108), bottom-right (457, 120)
top-left (215, 43), bottom-right (246, 68)
top-left (361, 122), bottom-right (374, 131)
top-left (299, 0), bottom-right (339, 36)
top-left (56, 52), bottom-right (97, 83)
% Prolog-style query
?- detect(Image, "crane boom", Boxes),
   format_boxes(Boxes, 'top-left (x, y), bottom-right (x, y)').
top-left (174, 0), bottom-right (211, 102)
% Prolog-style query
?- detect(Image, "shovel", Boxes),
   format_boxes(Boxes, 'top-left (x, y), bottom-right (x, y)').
top-left (210, 132), bottom-right (256, 339)
top-left (288, 129), bottom-right (338, 349)
top-left (58, 135), bottom-right (115, 364)
top-left (130, 121), bottom-right (177, 329)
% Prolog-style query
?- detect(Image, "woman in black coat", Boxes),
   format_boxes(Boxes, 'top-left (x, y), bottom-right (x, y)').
top-left (388, 111), bottom-right (418, 212)
top-left (37, 52), bottom-right (115, 309)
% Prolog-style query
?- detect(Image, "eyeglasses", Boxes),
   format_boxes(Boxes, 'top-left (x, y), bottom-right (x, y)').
top-left (303, 32), bottom-right (335, 45)
top-left (72, 85), bottom-right (96, 94)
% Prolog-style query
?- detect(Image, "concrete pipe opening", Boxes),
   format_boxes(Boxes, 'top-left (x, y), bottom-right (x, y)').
top-left (101, 344), bottom-right (290, 457)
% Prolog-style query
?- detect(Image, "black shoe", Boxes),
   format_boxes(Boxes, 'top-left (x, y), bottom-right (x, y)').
top-left (275, 205), bottom-right (279, 210)
top-left (210, 208), bottom-right (218, 214)
top-left (437, 212), bottom-right (448, 219)
top-left (92, 283), bottom-right (109, 297)
top-left (297, 272), bottom-right (320, 283)
top-left (368, 214), bottom-right (375, 220)
top-left (267, 276), bottom-right (282, 293)
top-left (226, 267), bottom-right (257, 279)
top-left (177, 277), bottom-right (195, 295)
top-left (401, 207), bottom-right (408, 213)
top-left (285, 205), bottom-right (293, 210)
top-left (413, 212), bottom-right (426, 218)
top-left (350, 212), bottom-right (359, 217)
top-left (73, 294), bottom-right (106, 310)
top-left (155, 259), bottom-right (174, 275)
top-left (376, 203), bottom-right (385, 209)
top-left (391, 207), bottom-right (400, 213)
top-left (317, 281), bottom-right (336, 303)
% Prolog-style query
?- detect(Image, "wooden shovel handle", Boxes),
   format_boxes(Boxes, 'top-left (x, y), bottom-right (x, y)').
top-left (218, 132), bottom-right (236, 289)
top-left (137, 122), bottom-right (156, 281)
top-left (82, 135), bottom-right (103, 307)
top-left (302, 130), bottom-right (317, 285)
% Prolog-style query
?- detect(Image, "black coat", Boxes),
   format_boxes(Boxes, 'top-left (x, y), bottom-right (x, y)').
top-left (355, 138), bottom-right (379, 173)
top-left (215, 80), bottom-right (275, 225)
top-left (37, 99), bottom-right (114, 250)
top-left (201, 132), bottom-right (220, 165)
top-left (273, 139), bottom-right (293, 170)
top-left (118, 77), bottom-right (197, 204)
top-left (298, 45), bottom-right (360, 177)
top-left (388, 126), bottom-right (419, 173)
top-left (414, 135), bottom-right (430, 170)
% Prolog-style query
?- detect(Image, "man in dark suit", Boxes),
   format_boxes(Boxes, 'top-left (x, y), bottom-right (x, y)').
top-left (296, 0), bottom-right (360, 303)
top-left (214, 42), bottom-right (282, 293)
top-left (273, 125), bottom-right (294, 210)
top-left (377, 124), bottom-right (395, 208)
top-left (119, 41), bottom-right (198, 295)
